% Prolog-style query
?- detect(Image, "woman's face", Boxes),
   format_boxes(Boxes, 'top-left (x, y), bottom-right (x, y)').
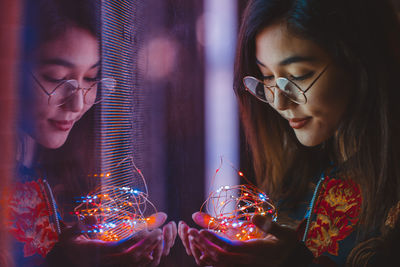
top-left (27, 26), bottom-right (99, 149)
top-left (255, 22), bottom-right (351, 147)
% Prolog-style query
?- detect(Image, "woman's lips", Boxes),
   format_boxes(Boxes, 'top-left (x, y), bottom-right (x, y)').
top-left (288, 117), bottom-right (311, 129)
top-left (49, 120), bottom-right (74, 131)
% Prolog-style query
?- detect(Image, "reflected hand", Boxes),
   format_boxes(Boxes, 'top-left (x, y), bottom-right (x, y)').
top-left (148, 214), bottom-right (177, 267)
top-left (47, 212), bottom-right (176, 267)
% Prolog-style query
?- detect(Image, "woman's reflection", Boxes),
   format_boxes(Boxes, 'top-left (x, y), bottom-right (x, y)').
top-left (9, 0), bottom-right (176, 266)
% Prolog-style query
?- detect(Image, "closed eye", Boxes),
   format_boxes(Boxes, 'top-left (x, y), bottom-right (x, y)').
top-left (262, 75), bottom-right (275, 82)
top-left (289, 72), bottom-right (314, 81)
top-left (84, 77), bottom-right (100, 83)
top-left (42, 74), bottom-right (66, 84)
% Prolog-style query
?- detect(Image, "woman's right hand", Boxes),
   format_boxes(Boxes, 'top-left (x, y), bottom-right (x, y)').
top-left (178, 212), bottom-right (310, 267)
top-left (47, 212), bottom-right (176, 267)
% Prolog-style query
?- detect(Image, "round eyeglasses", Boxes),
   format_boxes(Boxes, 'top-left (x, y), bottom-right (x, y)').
top-left (243, 65), bottom-right (329, 105)
top-left (31, 73), bottom-right (116, 106)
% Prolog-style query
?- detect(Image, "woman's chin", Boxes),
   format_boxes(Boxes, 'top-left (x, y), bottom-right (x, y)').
top-left (295, 131), bottom-right (325, 147)
top-left (37, 135), bottom-right (68, 149)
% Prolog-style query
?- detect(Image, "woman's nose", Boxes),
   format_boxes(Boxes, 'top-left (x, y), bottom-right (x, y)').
top-left (271, 88), bottom-right (291, 111)
top-left (63, 89), bottom-right (85, 112)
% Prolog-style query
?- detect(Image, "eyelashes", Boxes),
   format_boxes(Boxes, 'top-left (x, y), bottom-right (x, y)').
top-left (289, 72), bottom-right (314, 81)
top-left (262, 71), bottom-right (314, 82)
top-left (42, 74), bottom-right (65, 83)
top-left (41, 74), bottom-right (100, 84)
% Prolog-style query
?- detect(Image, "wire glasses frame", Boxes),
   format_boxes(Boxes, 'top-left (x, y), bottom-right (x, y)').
top-left (243, 64), bottom-right (329, 105)
top-left (31, 73), bottom-right (116, 107)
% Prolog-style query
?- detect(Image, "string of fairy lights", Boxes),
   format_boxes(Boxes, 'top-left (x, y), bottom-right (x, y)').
top-left (74, 157), bottom-right (277, 242)
top-left (74, 157), bottom-right (156, 241)
top-left (200, 159), bottom-right (277, 241)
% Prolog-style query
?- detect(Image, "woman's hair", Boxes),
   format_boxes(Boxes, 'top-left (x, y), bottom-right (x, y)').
top-left (23, 0), bottom-right (99, 54)
top-left (234, 0), bottom-right (400, 234)
top-left (19, 0), bottom-right (101, 214)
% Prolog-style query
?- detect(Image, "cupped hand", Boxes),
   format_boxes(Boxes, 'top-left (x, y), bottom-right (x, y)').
top-left (146, 212), bottom-right (178, 265)
top-left (47, 212), bottom-right (177, 267)
top-left (179, 212), bottom-right (300, 267)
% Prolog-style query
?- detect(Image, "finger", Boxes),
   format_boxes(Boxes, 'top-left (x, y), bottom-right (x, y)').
top-left (106, 230), bottom-right (162, 265)
top-left (252, 215), bottom-right (272, 233)
top-left (198, 230), bottom-right (271, 256)
top-left (190, 233), bottom-right (250, 266)
top-left (82, 215), bottom-right (98, 226)
top-left (100, 229), bottom-right (151, 254)
top-left (147, 212), bottom-right (167, 230)
top-left (149, 234), bottom-right (163, 267)
top-left (189, 230), bottom-right (222, 260)
top-left (178, 221), bottom-right (192, 255)
top-left (59, 223), bottom-right (85, 241)
top-left (171, 221), bottom-right (177, 247)
top-left (189, 235), bottom-right (211, 266)
top-left (190, 232), bottom-right (252, 265)
top-left (162, 221), bottom-right (175, 256)
top-left (199, 254), bottom-right (216, 267)
top-left (252, 215), bottom-right (294, 240)
top-left (198, 230), bottom-right (239, 252)
top-left (190, 230), bottom-right (232, 263)
top-left (125, 228), bottom-right (163, 255)
top-left (192, 212), bottom-right (218, 229)
top-left (107, 229), bottom-right (162, 266)
top-left (199, 229), bottom-right (276, 254)
top-left (162, 222), bottom-right (172, 256)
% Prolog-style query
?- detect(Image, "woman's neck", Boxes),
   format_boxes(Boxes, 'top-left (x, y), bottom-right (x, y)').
top-left (17, 133), bottom-right (38, 168)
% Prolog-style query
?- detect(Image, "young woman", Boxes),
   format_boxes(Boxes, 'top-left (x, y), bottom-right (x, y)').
top-left (179, 0), bottom-right (400, 266)
top-left (8, 0), bottom-right (177, 266)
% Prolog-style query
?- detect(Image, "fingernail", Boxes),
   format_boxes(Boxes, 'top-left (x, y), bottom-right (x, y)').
top-left (192, 212), bottom-right (200, 221)
top-left (186, 249), bottom-right (192, 256)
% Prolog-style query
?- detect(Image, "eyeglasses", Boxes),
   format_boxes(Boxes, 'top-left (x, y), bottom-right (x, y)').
top-left (243, 65), bottom-right (329, 105)
top-left (31, 73), bottom-right (116, 106)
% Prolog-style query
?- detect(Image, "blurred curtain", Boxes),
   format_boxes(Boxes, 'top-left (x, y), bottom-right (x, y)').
top-left (0, 0), bottom-right (21, 266)
top-left (139, 0), bottom-right (205, 266)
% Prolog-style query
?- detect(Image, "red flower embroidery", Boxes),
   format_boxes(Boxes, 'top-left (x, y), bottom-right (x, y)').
top-left (8, 179), bottom-right (59, 258)
top-left (305, 177), bottom-right (361, 257)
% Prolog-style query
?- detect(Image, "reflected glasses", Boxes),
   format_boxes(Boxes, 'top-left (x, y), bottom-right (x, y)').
top-left (243, 65), bottom-right (329, 105)
top-left (31, 73), bottom-right (116, 106)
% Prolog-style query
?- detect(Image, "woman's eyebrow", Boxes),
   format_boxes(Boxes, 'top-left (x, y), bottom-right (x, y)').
top-left (39, 58), bottom-right (74, 68)
top-left (90, 61), bottom-right (100, 69)
top-left (256, 56), bottom-right (316, 68)
top-left (256, 58), bottom-right (267, 67)
top-left (279, 55), bottom-right (316, 66)
top-left (38, 59), bottom-right (100, 69)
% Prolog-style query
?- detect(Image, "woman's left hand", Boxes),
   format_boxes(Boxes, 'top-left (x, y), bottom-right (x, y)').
top-left (185, 212), bottom-right (300, 267)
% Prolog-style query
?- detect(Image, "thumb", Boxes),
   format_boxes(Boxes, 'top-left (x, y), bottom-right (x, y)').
top-left (192, 212), bottom-right (218, 229)
top-left (147, 212), bottom-right (167, 230)
top-left (252, 215), bottom-right (293, 240)
top-left (59, 223), bottom-right (85, 242)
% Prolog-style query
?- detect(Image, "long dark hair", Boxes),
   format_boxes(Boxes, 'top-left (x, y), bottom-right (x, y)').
top-left (234, 0), bottom-right (400, 234)
top-left (19, 0), bottom-right (101, 215)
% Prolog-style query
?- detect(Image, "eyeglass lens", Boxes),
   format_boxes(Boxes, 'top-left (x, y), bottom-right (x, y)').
top-left (243, 76), bottom-right (306, 104)
top-left (50, 78), bottom-right (116, 106)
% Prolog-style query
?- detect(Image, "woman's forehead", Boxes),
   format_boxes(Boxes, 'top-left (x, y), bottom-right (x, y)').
top-left (255, 23), bottom-right (328, 69)
top-left (34, 27), bottom-right (99, 70)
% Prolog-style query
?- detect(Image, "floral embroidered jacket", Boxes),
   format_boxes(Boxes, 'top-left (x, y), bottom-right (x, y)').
top-left (7, 165), bottom-right (60, 267)
top-left (279, 172), bottom-right (363, 266)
